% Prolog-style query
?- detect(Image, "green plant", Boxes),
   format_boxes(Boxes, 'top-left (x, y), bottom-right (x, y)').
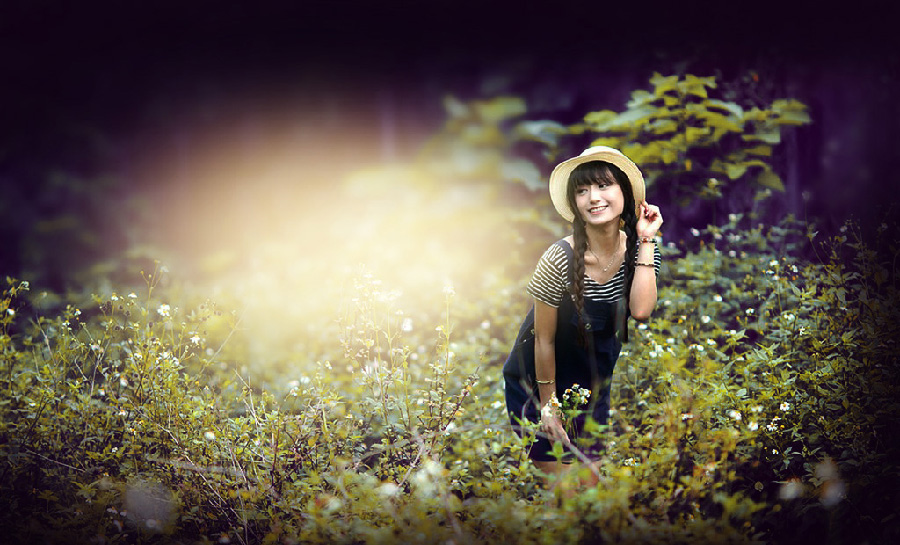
top-left (573, 73), bottom-right (810, 206)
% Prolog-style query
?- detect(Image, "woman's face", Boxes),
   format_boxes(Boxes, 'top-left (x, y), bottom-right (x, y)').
top-left (574, 178), bottom-right (624, 226)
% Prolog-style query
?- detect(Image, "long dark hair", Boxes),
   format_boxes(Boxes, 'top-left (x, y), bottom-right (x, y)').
top-left (565, 161), bottom-right (638, 344)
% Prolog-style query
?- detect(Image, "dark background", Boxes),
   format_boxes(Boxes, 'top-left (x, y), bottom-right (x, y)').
top-left (1, 1), bottom-right (898, 287)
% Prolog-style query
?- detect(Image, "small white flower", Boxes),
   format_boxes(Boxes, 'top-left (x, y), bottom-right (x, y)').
top-left (769, 259), bottom-right (778, 267)
top-left (784, 314), bottom-right (795, 321)
top-left (6, 308), bottom-right (15, 317)
top-left (746, 308), bottom-right (755, 315)
top-left (74, 309), bottom-right (82, 317)
top-left (481, 320), bottom-right (491, 330)
top-left (157, 304), bottom-right (171, 317)
top-left (401, 318), bottom-right (413, 332)
top-left (377, 483), bottom-right (400, 498)
top-left (491, 400), bottom-right (503, 409)
top-left (204, 431), bottom-right (216, 441)
top-left (728, 250), bottom-right (737, 257)
top-left (442, 283), bottom-right (455, 297)
top-left (190, 335), bottom-right (201, 345)
top-left (681, 413), bottom-right (694, 421)
top-left (751, 405), bottom-right (763, 413)
top-left (111, 295), bottom-right (119, 301)
top-left (690, 228), bottom-right (700, 236)
top-left (749, 421), bottom-right (759, 431)
top-left (638, 323), bottom-right (648, 330)
top-left (701, 315), bottom-right (710, 324)
top-left (120, 377), bottom-right (128, 388)
top-left (728, 409), bottom-right (742, 421)
top-left (666, 337), bottom-right (675, 344)
top-left (713, 294), bottom-right (723, 302)
top-left (127, 293), bottom-right (137, 299)
top-left (780, 402), bottom-right (791, 411)
top-left (706, 339), bottom-right (716, 346)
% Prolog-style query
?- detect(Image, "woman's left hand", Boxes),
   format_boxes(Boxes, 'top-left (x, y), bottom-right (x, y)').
top-left (637, 201), bottom-right (663, 238)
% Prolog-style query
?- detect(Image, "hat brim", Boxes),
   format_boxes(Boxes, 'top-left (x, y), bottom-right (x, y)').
top-left (548, 146), bottom-right (645, 223)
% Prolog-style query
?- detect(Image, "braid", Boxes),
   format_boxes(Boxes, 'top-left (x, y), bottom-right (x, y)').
top-left (620, 207), bottom-right (639, 343)
top-left (572, 217), bottom-right (589, 347)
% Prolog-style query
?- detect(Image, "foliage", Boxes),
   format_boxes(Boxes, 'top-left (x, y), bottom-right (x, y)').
top-left (573, 73), bottom-right (811, 206)
top-left (2, 215), bottom-right (898, 544)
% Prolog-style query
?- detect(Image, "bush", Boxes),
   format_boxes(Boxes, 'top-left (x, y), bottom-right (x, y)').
top-left (1, 217), bottom-right (898, 544)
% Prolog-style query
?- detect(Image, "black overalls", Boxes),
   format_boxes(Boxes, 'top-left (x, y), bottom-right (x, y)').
top-left (502, 239), bottom-right (625, 462)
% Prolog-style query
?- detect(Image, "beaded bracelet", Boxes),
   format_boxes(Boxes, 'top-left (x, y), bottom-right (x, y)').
top-left (636, 262), bottom-right (655, 267)
top-left (638, 236), bottom-right (656, 244)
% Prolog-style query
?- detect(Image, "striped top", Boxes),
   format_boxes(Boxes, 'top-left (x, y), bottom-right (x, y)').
top-left (526, 240), bottom-right (661, 308)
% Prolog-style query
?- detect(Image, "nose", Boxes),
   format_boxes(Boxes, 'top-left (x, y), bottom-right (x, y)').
top-left (590, 184), bottom-right (603, 201)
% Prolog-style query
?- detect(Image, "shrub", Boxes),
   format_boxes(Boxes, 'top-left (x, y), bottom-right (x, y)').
top-left (1, 217), bottom-right (897, 544)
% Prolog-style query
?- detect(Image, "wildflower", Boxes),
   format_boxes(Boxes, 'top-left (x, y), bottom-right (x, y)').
top-left (401, 318), bottom-right (413, 332)
top-left (377, 483), bottom-right (400, 498)
top-left (120, 377), bottom-right (128, 388)
top-left (204, 431), bottom-right (216, 441)
top-left (779, 479), bottom-right (803, 500)
top-left (784, 314), bottom-right (796, 321)
top-left (728, 409), bottom-right (742, 421)
top-left (481, 320), bottom-right (491, 329)
top-left (713, 294), bottom-right (722, 302)
top-left (745, 308), bottom-right (755, 315)
top-left (690, 228), bottom-right (700, 236)
top-left (681, 413), bottom-right (694, 421)
top-left (442, 283), bottom-right (455, 297)
top-left (638, 323), bottom-right (648, 330)
top-left (701, 315), bottom-right (710, 324)
top-left (128, 293), bottom-right (137, 299)
top-left (749, 421), bottom-right (759, 431)
top-left (190, 335), bottom-right (201, 345)
top-left (780, 402), bottom-right (791, 411)
top-left (157, 304), bottom-right (171, 317)
top-left (624, 458), bottom-right (638, 466)
top-left (6, 308), bottom-right (14, 317)
top-left (767, 416), bottom-right (782, 432)
top-left (751, 405), bottom-right (763, 413)
top-left (74, 309), bottom-right (81, 317)
top-left (769, 259), bottom-right (778, 267)
top-left (666, 337), bottom-right (675, 344)
top-left (728, 250), bottom-right (737, 257)
top-left (706, 339), bottom-right (716, 346)
top-left (728, 213), bottom-right (739, 222)
top-left (491, 400), bottom-right (503, 409)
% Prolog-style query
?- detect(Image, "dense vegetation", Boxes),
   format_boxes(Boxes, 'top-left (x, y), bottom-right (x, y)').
top-left (2, 73), bottom-right (898, 544)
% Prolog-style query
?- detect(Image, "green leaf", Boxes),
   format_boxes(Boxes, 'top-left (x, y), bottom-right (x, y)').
top-left (475, 97), bottom-right (527, 123)
top-left (650, 73), bottom-right (679, 94)
top-left (757, 169), bottom-right (785, 191)
top-left (725, 163), bottom-right (749, 180)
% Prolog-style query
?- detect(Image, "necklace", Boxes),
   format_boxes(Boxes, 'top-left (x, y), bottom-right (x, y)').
top-left (587, 233), bottom-right (621, 273)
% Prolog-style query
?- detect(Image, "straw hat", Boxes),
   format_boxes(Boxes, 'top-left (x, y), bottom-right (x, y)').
top-left (548, 146), bottom-right (645, 223)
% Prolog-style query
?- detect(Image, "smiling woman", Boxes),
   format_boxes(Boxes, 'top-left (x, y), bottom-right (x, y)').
top-left (502, 146), bottom-right (662, 488)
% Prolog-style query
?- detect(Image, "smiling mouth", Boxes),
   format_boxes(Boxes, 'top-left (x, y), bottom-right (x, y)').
top-left (589, 206), bottom-right (608, 214)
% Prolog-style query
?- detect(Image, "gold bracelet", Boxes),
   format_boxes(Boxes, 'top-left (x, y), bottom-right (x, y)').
top-left (636, 262), bottom-right (655, 267)
top-left (536, 379), bottom-right (555, 385)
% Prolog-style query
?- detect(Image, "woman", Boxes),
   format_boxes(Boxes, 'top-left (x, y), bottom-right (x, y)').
top-left (502, 146), bottom-right (663, 480)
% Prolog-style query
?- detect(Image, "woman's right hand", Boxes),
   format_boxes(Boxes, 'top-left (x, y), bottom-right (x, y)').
top-left (540, 410), bottom-right (571, 446)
